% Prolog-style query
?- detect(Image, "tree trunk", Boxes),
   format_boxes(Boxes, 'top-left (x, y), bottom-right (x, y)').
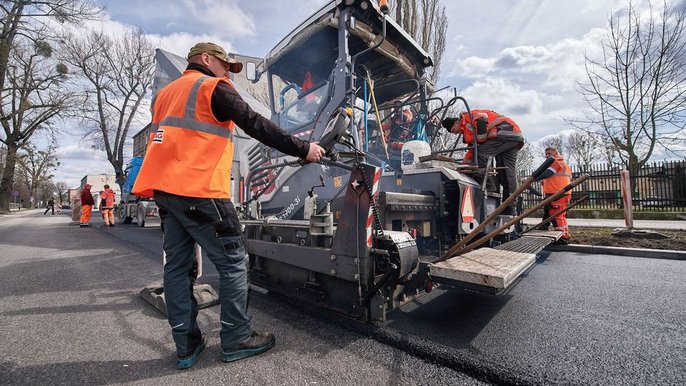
top-left (0, 142), bottom-right (20, 212)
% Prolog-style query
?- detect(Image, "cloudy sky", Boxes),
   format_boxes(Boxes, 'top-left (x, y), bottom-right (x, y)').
top-left (53, 0), bottom-right (683, 187)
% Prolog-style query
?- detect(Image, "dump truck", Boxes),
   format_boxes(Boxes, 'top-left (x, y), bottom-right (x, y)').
top-left (117, 156), bottom-right (160, 227)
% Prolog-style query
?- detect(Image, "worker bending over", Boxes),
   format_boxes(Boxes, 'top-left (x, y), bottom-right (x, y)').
top-left (442, 109), bottom-right (524, 215)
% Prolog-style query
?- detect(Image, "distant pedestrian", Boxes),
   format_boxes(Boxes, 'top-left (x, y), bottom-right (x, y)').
top-left (100, 185), bottom-right (116, 227)
top-left (80, 184), bottom-right (95, 227)
top-left (44, 198), bottom-right (55, 215)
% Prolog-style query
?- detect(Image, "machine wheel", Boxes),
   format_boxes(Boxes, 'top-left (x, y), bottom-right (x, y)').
top-left (119, 205), bottom-right (133, 224)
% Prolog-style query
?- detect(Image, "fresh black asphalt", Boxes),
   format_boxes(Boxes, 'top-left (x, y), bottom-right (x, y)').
top-left (1, 210), bottom-right (684, 385)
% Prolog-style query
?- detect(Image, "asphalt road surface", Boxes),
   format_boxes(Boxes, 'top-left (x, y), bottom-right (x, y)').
top-left (1, 209), bottom-right (684, 385)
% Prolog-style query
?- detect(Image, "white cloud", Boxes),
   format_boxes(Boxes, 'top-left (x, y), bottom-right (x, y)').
top-left (181, 0), bottom-right (256, 38)
top-left (31, 0), bottom-right (684, 191)
top-left (54, 144), bottom-right (113, 188)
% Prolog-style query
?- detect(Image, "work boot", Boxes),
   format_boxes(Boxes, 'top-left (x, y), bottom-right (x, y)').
top-left (177, 337), bottom-right (206, 370)
top-left (80, 224), bottom-right (86, 228)
top-left (554, 238), bottom-right (570, 245)
top-left (222, 332), bottom-right (275, 363)
top-left (109, 223), bottom-right (115, 227)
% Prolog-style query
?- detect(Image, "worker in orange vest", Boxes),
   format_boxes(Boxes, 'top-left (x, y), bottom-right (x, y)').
top-left (99, 184), bottom-right (116, 227)
top-left (536, 147), bottom-right (572, 243)
top-left (442, 109), bottom-right (524, 215)
top-left (80, 184), bottom-right (94, 227)
top-left (132, 42), bottom-right (325, 370)
top-left (383, 106), bottom-right (414, 151)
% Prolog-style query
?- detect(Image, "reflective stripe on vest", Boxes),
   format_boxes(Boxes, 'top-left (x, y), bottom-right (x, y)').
top-left (150, 76), bottom-right (234, 140)
top-left (542, 158), bottom-right (572, 195)
top-left (132, 71), bottom-right (236, 199)
top-left (462, 110), bottom-right (522, 144)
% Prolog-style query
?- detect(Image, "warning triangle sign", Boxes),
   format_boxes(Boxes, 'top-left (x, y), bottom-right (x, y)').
top-left (461, 186), bottom-right (475, 222)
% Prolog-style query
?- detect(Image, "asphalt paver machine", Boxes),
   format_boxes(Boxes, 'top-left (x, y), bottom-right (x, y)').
top-left (238, 0), bottom-right (568, 322)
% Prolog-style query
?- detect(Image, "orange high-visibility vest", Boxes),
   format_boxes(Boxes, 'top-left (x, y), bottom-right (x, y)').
top-left (101, 189), bottom-right (116, 208)
top-left (542, 155), bottom-right (572, 195)
top-left (460, 109), bottom-right (523, 145)
top-left (133, 70), bottom-right (236, 199)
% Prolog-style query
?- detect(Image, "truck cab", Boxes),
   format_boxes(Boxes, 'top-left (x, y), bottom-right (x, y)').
top-left (118, 156), bottom-right (160, 227)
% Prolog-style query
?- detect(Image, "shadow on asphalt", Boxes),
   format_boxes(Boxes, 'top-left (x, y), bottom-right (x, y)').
top-left (1, 358), bottom-right (174, 385)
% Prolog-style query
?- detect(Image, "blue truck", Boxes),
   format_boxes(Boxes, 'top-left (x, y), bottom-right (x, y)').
top-left (117, 156), bottom-right (160, 227)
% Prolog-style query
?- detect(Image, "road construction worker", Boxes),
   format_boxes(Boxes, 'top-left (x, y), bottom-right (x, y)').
top-left (442, 110), bottom-right (524, 215)
top-left (132, 42), bottom-right (326, 370)
top-left (383, 105), bottom-right (413, 151)
top-left (536, 147), bottom-right (572, 244)
top-left (80, 184), bottom-right (94, 227)
top-left (99, 184), bottom-right (116, 227)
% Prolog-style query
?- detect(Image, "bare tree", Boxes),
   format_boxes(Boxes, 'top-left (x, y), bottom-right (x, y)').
top-left (61, 27), bottom-right (155, 188)
top-left (0, 1), bottom-right (101, 212)
top-left (567, 1), bottom-right (686, 174)
top-left (598, 135), bottom-right (620, 166)
top-left (539, 135), bottom-right (566, 156)
top-left (0, 1), bottom-right (102, 96)
top-left (54, 180), bottom-right (68, 203)
top-left (16, 142), bottom-right (58, 208)
top-left (0, 38), bottom-right (75, 212)
top-left (0, 144), bottom-right (5, 177)
top-left (516, 140), bottom-right (537, 175)
top-left (391, 0), bottom-right (448, 84)
top-left (36, 179), bottom-right (55, 207)
top-left (567, 130), bottom-right (601, 171)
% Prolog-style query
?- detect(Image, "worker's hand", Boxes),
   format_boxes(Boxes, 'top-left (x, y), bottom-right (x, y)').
top-left (306, 141), bottom-right (326, 162)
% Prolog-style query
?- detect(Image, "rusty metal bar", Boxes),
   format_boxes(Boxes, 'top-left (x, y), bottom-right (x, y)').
top-left (436, 174), bottom-right (590, 262)
top-left (522, 195), bottom-right (588, 234)
top-left (433, 157), bottom-right (555, 263)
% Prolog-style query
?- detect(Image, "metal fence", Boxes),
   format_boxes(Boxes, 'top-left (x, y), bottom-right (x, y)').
top-left (518, 160), bottom-right (686, 211)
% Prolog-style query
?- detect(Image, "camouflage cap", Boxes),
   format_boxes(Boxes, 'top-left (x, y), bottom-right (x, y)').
top-left (187, 42), bottom-right (243, 73)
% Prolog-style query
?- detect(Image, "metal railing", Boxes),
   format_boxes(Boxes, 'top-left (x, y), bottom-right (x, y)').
top-left (518, 160), bottom-right (686, 211)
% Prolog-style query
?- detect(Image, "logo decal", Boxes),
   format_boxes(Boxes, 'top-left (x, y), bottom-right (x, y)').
top-left (153, 129), bottom-right (164, 143)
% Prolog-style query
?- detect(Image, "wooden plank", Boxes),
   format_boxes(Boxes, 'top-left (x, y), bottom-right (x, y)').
top-left (430, 248), bottom-right (536, 289)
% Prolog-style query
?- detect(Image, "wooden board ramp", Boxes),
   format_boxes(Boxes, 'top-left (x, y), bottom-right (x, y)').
top-left (429, 230), bottom-right (563, 293)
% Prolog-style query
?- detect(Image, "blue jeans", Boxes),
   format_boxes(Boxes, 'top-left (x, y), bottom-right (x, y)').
top-left (154, 191), bottom-right (253, 357)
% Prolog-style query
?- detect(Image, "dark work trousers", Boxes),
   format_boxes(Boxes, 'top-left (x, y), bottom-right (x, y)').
top-left (476, 138), bottom-right (522, 210)
top-left (154, 191), bottom-right (253, 357)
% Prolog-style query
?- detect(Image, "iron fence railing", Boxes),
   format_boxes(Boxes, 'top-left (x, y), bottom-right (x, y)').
top-left (518, 160), bottom-right (686, 211)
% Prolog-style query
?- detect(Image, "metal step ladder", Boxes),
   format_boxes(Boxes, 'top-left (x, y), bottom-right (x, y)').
top-left (429, 230), bottom-right (563, 294)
